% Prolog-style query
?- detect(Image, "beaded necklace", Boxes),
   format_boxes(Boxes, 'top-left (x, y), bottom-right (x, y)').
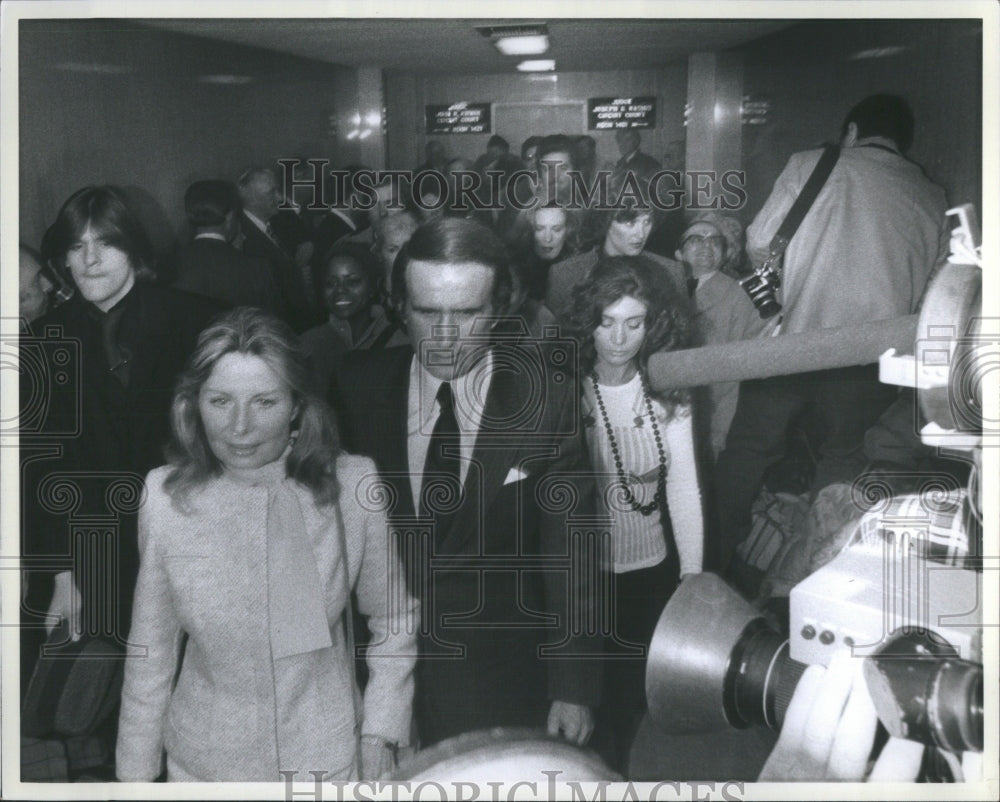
top-left (590, 371), bottom-right (666, 516)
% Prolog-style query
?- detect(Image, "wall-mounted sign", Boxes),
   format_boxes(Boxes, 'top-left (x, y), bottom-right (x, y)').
top-left (425, 103), bottom-right (492, 134)
top-left (588, 96), bottom-right (656, 130)
top-left (741, 94), bottom-right (772, 126)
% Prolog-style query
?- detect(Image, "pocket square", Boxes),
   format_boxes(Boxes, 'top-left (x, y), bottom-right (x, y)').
top-left (503, 467), bottom-right (528, 485)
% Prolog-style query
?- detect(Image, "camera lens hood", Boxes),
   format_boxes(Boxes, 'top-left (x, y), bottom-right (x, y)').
top-left (646, 573), bottom-right (765, 733)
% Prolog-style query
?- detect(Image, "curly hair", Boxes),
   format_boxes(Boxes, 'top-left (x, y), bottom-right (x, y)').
top-left (163, 307), bottom-right (341, 509)
top-left (566, 255), bottom-right (691, 412)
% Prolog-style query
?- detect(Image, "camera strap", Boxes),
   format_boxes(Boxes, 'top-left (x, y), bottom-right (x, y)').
top-left (766, 144), bottom-right (842, 265)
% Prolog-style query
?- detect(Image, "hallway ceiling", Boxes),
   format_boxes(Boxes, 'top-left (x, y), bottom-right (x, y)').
top-left (140, 18), bottom-right (793, 73)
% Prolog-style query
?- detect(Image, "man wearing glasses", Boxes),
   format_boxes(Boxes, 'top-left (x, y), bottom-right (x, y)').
top-left (677, 217), bottom-right (774, 453)
top-left (675, 217), bottom-right (773, 571)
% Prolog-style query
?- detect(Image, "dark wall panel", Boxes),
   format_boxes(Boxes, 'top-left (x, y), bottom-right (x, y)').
top-left (18, 20), bottom-right (359, 256)
top-left (739, 19), bottom-right (982, 222)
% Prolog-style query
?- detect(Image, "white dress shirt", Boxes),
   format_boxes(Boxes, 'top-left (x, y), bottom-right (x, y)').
top-left (406, 351), bottom-right (494, 512)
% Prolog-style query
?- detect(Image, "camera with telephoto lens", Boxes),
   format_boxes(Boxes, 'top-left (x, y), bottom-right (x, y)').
top-left (738, 258), bottom-right (783, 320)
top-left (645, 542), bottom-right (983, 761)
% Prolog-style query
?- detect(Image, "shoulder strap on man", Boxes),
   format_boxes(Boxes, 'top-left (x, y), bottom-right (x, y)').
top-left (769, 144), bottom-right (842, 258)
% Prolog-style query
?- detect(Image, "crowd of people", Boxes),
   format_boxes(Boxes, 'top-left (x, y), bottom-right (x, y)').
top-left (17, 93), bottom-right (953, 783)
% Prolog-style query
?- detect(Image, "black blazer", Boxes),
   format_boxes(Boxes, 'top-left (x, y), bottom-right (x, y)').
top-left (616, 150), bottom-right (662, 178)
top-left (333, 343), bottom-right (602, 745)
top-left (240, 213), bottom-right (322, 332)
top-left (21, 282), bottom-right (220, 638)
top-left (171, 237), bottom-right (281, 315)
top-left (311, 211), bottom-right (357, 270)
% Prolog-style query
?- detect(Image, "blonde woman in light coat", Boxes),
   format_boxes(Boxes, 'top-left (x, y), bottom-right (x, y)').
top-left (116, 307), bottom-right (417, 782)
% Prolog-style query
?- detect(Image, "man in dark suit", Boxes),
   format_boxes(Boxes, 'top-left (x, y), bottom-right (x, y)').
top-left (615, 129), bottom-right (662, 179)
top-left (311, 166), bottom-right (372, 272)
top-left (21, 187), bottom-right (220, 775)
top-left (268, 159), bottom-right (320, 267)
top-left (415, 139), bottom-right (448, 177)
top-left (237, 167), bottom-right (320, 331)
top-left (333, 218), bottom-right (602, 749)
top-left (172, 179), bottom-right (281, 313)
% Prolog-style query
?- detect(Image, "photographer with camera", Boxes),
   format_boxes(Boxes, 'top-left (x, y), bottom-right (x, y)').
top-left (759, 652), bottom-right (925, 781)
top-left (715, 94), bottom-right (950, 573)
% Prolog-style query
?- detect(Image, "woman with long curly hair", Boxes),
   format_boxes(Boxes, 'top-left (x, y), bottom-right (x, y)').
top-left (566, 255), bottom-right (703, 772)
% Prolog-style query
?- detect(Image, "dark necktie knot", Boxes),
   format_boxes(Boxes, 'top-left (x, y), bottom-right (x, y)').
top-left (436, 382), bottom-right (454, 415)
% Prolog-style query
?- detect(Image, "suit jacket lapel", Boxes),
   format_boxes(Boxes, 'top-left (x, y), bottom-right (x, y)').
top-left (123, 284), bottom-right (161, 392)
top-left (696, 271), bottom-right (726, 311)
top-left (375, 349), bottom-right (416, 521)
top-left (437, 347), bottom-right (528, 554)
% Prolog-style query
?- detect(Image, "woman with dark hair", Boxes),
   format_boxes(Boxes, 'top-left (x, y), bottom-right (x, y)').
top-left (20, 186), bottom-right (220, 775)
top-left (546, 171), bottom-right (687, 321)
top-left (566, 255), bottom-right (703, 772)
top-left (116, 307), bottom-right (417, 782)
top-left (18, 244), bottom-right (57, 327)
top-left (520, 135), bottom-right (542, 174)
top-left (301, 242), bottom-right (408, 393)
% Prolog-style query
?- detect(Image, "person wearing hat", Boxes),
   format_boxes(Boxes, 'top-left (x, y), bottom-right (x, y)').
top-left (676, 217), bottom-right (773, 455)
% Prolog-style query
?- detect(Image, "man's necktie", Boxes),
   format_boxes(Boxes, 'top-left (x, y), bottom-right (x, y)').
top-left (687, 277), bottom-right (699, 299)
top-left (100, 305), bottom-right (131, 388)
top-left (421, 382), bottom-right (462, 516)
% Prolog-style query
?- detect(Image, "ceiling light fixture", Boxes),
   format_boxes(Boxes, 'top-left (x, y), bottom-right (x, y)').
top-left (52, 62), bottom-right (132, 75)
top-left (848, 46), bottom-right (906, 60)
top-left (197, 74), bottom-right (254, 85)
top-left (517, 59), bottom-right (555, 72)
top-left (477, 23), bottom-right (550, 57)
top-left (494, 34), bottom-right (549, 56)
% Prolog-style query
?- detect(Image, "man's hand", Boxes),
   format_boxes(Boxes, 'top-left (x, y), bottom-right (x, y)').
top-left (547, 701), bottom-right (594, 746)
top-left (46, 570), bottom-right (82, 642)
top-left (758, 652), bottom-right (924, 781)
top-left (359, 735), bottom-right (397, 781)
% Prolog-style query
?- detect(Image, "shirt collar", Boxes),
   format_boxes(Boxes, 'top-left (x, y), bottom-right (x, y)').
top-left (194, 232), bottom-right (227, 242)
top-left (692, 269), bottom-right (721, 287)
top-left (326, 305), bottom-right (389, 347)
top-left (243, 209), bottom-right (270, 234)
top-left (854, 136), bottom-right (900, 154)
top-left (412, 349), bottom-right (494, 429)
top-left (82, 279), bottom-right (136, 321)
